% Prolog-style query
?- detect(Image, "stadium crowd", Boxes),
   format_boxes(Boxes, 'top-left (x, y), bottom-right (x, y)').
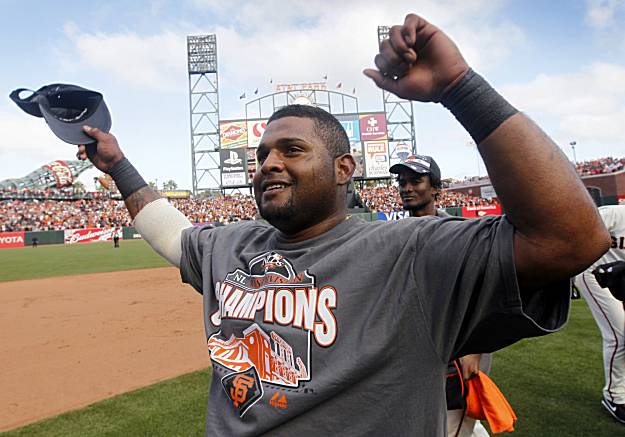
top-left (1, 186), bottom-right (499, 232)
top-left (575, 156), bottom-right (625, 176)
top-left (170, 194), bottom-right (258, 225)
top-left (3, 156), bottom-right (624, 232)
top-left (448, 156), bottom-right (625, 187)
top-left (0, 198), bottom-right (131, 232)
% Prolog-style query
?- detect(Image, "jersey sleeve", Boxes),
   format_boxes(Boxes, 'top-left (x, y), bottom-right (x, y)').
top-left (179, 225), bottom-right (215, 294)
top-left (599, 205), bottom-right (618, 232)
top-left (412, 215), bottom-right (570, 361)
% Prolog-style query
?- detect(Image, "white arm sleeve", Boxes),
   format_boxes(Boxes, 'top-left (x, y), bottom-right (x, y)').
top-left (131, 198), bottom-right (193, 268)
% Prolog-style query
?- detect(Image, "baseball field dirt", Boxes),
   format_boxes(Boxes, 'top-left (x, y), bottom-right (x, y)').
top-left (0, 267), bottom-right (207, 432)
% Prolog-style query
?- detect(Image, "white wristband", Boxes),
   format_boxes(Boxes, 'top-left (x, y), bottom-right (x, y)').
top-left (132, 198), bottom-right (193, 267)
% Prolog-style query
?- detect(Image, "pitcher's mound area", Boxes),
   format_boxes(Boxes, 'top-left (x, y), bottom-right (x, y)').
top-left (0, 267), bottom-right (207, 432)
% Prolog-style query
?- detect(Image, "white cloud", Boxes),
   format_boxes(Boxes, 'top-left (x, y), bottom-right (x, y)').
top-left (58, 23), bottom-right (186, 89)
top-left (9, 0), bottom-right (529, 185)
top-left (501, 62), bottom-right (625, 158)
top-left (57, 0), bottom-right (525, 100)
top-left (0, 107), bottom-right (74, 180)
top-left (585, 0), bottom-right (625, 28)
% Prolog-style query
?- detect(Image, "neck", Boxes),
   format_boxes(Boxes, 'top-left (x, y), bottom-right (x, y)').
top-left (277, 209), bottom-right (347, 243)
top-left (409, 203), bottom-right (436, 218)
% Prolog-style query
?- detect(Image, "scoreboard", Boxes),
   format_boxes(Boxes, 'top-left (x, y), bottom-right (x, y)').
top-left (219, 112), bottom-right (389, 188)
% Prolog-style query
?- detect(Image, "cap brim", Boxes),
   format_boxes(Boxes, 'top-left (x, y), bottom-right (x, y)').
top-left (40, 100), bottom-right (112, 145)
top-left (389, 162), bottom-right (429, 174)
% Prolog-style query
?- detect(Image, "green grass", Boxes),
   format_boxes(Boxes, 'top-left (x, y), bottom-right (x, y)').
top-left (0, 240), bottom-right (169, 282)
top-left (2, 301), bottom-right (623, 436)
top-left (2, 369), bottom-right (211, 437)
top-left (491, 299), bottom-right (623, 436)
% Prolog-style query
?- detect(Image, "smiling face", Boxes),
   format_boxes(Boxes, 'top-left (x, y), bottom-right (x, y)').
top-left (253, 116), bottom-right (342, 234)
top-left (396, 167), bottom-right (438, 217)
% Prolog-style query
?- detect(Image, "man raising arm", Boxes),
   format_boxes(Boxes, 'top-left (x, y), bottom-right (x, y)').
top-left (364, 13), bottom-right (609, 291)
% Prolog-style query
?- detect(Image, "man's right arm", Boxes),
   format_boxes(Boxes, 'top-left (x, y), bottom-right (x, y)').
top-left (364, 14), bottom-right (610, 291)
top-left (77, 126), bottom-right (192, 267)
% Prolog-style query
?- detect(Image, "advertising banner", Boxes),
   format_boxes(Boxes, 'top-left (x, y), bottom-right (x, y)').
top-left (0, 231), bottom-right (25, 248)
top-left (336, 115), bottom-right (361, 143)
top-left (376, 211), bottom-right (410, 221)
top-left (220, 148), bottom-right (248, 187)
top-left (44, 160), bottom-right (74, 188)
top-left (220, 120), bottom-right (248, 149)
top-left (394, 143), bottom-right (411, 161)
top-left (363, 140), bottom-right (390, 178)
top-left (159, 190), bottom-right (192, 199)
top-left (247, 119), bottom-right (268, 148)
top-left (480, 185), bottom-right (497, 200)
top-left (461, 204), bottom-right (502, 218)
top-left (64, 228), bottom-right (121, 245)
top-left (359, 113), bottom-right (387, 141)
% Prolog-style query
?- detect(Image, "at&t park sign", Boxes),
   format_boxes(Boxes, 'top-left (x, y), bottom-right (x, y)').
top-left (275, 82), bottom-right (327, 92)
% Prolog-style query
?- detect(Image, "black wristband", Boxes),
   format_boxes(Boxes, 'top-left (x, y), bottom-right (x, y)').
top-left (441, 69), bottom-right (518, 144)
top-left (108, 157), bottom-right (148, 199)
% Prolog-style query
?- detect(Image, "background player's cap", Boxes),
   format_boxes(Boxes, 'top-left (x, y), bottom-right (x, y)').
top-left (9, 84), bottom-right (111, 145)
top-left (389, 154), bottom-right (441, 179)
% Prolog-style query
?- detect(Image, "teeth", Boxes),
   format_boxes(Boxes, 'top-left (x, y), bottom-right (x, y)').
top-left (266, 184), bottom-right (286, 191)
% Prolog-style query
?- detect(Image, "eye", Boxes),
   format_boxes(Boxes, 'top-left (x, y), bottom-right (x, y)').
top-left (257, 150), bottom-right (268, 164)
top-left (285, 145), bottom-right (302, 155)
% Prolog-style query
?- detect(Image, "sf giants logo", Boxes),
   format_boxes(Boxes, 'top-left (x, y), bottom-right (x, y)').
top-left (230, 374), bottom-right (255, 407)
top-left (221, 367), bottom-right (263, 417)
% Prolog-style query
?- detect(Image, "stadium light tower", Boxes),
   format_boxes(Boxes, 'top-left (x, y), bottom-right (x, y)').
top-left (377, 26), bottom-right (417, 162)
top-left (570, 141), bottom-right (578, 164)
top-left (187, 34), bottom-right (220, 195)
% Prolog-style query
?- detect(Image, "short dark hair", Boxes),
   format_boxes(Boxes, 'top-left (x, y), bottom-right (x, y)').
top-left (429, 173), bottom-right (442, 190)
top-left (267, 105), bottom-right (350, 158)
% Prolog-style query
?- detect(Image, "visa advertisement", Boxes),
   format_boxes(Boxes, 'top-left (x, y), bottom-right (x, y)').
top-left (376, 211), bottom-right (410, 221)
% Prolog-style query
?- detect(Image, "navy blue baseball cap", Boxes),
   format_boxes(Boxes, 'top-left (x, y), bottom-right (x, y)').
top-left (9, 84), bottom-right (111, 145)
top-left (389, 154), bottom-right (441, 180)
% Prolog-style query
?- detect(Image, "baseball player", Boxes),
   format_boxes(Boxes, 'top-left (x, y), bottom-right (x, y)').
top-left (76, 13), bottom-right (609, 436)
top-left (390, 155), bottom-right (491, 437)
top-left (575, 205), bottom-right (625, 424)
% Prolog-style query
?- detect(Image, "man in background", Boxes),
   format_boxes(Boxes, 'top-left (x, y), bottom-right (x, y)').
top-left (390, 155), bottom-right (491, 436)
top-left (575, 205), bottom-right (625, 425)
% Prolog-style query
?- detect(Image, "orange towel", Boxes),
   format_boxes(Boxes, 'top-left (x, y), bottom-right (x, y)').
top-left (466, 371), bottom-right (517, 433)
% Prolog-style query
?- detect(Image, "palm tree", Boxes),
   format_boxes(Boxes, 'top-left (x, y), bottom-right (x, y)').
top-left (163, 179), bottom-right (178, 190)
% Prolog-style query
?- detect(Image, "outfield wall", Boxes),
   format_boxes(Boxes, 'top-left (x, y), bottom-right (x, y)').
top-left (0, 204), bottom-right (502, 249)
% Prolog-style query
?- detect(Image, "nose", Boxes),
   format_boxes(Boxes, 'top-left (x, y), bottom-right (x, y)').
top-left (260, 149), bottom-right (285, 174)
top-left (400, 183), bottom-right (414, 194)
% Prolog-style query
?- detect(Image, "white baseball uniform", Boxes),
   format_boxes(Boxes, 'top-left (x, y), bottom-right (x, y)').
top-left (575, 205), bottom-right (625, 405)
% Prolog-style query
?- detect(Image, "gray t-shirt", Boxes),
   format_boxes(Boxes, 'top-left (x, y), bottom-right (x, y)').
top-left (180, 215), bottom-right (569, 436)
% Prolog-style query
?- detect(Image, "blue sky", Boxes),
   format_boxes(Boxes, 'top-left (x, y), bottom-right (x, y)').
top-left (1, 0), bottom-right (625, 189)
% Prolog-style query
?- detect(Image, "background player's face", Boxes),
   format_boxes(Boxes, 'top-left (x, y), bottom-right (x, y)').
top-left (253, 116), bottom-right (339, 233)
top-left (396, 168), bottom-right (438, 213)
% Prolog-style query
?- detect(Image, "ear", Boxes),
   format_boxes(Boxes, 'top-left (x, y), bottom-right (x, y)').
top-left (335, 154), bottom-right (356, 185)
